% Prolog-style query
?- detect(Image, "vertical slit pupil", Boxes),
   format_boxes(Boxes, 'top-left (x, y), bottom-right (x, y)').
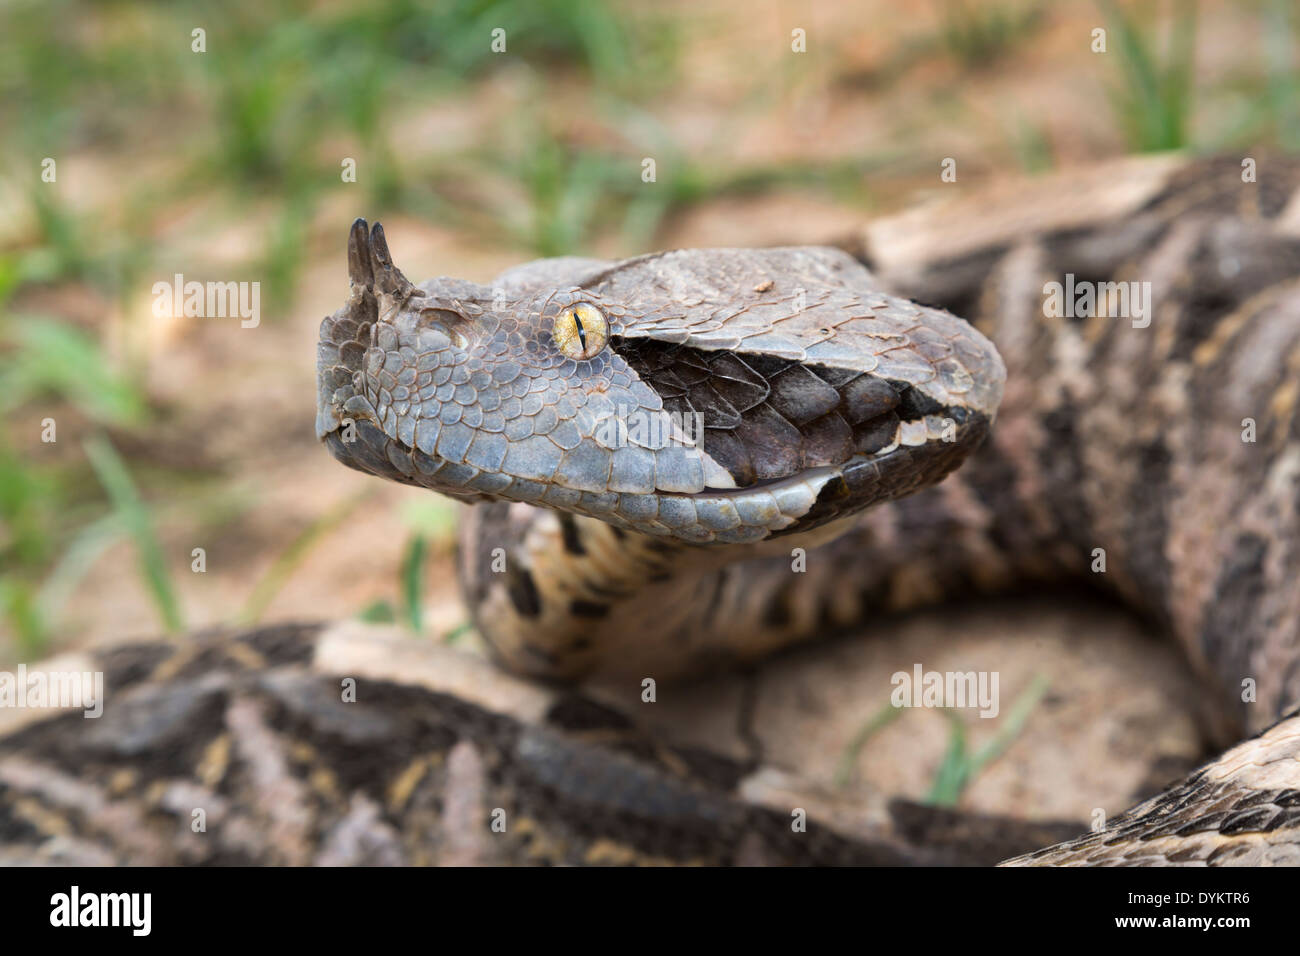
top-left (573, 312), bottom-right (587, 351)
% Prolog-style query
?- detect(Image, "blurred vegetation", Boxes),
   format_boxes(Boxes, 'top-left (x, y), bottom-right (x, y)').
top-left (0, 0), bottom-right (1298, 657)
top-left (1101, 0), bottom-right (1198, 151)
top-left (938, 0), bottom-right (1049, 69)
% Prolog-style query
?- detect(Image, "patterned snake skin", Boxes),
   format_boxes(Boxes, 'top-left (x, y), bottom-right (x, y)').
top-left (3, 154), bottom-right (1298, 866)
top-left (316, 153), bottom-right (1300, 865)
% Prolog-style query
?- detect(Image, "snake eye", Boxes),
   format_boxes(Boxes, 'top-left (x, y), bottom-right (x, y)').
top-left (552, 302), bottom-right (608, 360)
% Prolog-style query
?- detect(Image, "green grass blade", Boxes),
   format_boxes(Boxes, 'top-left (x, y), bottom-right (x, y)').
top-left (83, 434), bottom-right (183, 634)
top-left (926, 711), bottom-right (971, 805)
top-left (400, 532), bottom-right (427, 634)
top-left (37, 512), bottom-right (125, 632)
top-left (965, 674), bottom-right (1051, 779)
top-left (442, 620), bottom-right (473, 644)
top-left (926, 675), bottom-right (1049, 805)
top-left (833, 699), bottom-right (906, 789)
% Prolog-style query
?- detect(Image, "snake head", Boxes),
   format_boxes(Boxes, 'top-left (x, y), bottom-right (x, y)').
top-left (317, 220), bottom-right (1005, 543)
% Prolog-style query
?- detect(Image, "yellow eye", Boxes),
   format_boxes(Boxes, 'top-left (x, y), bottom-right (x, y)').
top-left (552, 302), bottom-right (608, 360)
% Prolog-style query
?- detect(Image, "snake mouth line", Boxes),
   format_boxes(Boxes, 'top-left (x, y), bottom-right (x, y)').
top-left (671, 408), bottom-right (962, 501)
top-left (678, 458), bottom-right (863, 499)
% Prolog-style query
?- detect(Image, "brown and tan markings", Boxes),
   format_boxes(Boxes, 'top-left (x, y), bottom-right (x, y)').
top-left (5, 153), bottom-right (1300, 865)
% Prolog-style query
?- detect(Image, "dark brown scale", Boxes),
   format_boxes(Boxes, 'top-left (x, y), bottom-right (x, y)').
top-left (731, 403), bottom-right (802, 479)
top-left (739, 352), bottom-right (795, 378)
top-left (893, 384), bottom-right (947, 420)
top-left (685, 380), bottom-right (742, 427)
top-left (852, 411), bottom-right (900, 454)
top-left (799, 410), bottom-right (854, 466)
top-left (764, 364), bottom-right (841, 425)
top-left (837, 373), bottom-right (900, 423)
top-left (704, 353), bottom-right (769, 410)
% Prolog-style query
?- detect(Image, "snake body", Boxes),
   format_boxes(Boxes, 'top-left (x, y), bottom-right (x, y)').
top-left (4, 154), bottom-right (1297, 866)
top-left (316, 153), bottom-right (1300, 864)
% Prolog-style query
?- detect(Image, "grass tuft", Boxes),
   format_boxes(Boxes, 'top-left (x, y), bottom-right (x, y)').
top-left (926, 675), bottom-right (1049, 806)
top-left (939, 0), bottom-right (1047, 69)
top-left (1100, 0), bottom-right (1198, 152)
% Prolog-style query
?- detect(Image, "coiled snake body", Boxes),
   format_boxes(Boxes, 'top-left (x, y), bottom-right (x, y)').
top-left (4, 154), bottom-right (1297, 866)
top-left (317, 154), bottom-right (1300, 865)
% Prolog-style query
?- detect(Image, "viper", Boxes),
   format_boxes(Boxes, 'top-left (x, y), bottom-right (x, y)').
top-left (316, 153), bottom-right (1300, 865)
top-left (3, 153), bottom-right (1298, 865)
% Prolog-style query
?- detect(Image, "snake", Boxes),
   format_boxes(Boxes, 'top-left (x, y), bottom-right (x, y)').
top-left (312, 153), bottom-right (1300, 865)
top-left (9, 152), bottom-right (1296, 866)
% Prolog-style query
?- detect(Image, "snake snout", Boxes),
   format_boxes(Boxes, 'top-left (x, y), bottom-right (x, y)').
top-left (317, 219), bottom-right (497, 495)
top-left (315, 219), bottom-right (413, 460)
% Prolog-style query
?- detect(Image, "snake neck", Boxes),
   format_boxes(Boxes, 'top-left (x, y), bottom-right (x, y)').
top-left (456, 501), bottom-right (864, 682)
